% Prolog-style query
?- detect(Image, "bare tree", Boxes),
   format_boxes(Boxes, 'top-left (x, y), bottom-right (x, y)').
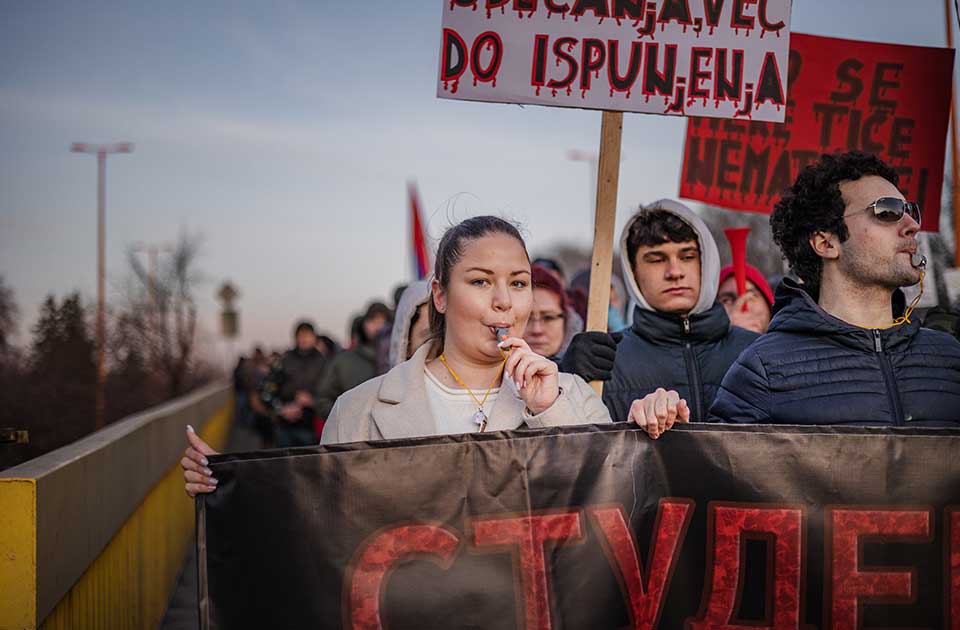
top-left (118, 230), bottom-right (206, 397)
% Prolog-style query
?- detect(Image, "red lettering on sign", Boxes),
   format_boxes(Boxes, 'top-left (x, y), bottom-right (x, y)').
top-left (346, 523), bottom-right (462, 630)
top-left (588, 499), bottom-right (694, 629)
top-left (471, 510), bottom-right (584, 630)
top-left (680, 33), bottom-right (954, 228)
top-left (825, 507), bottom-right (932, 629)
top-left (687, 503), bottom-right (804, 629)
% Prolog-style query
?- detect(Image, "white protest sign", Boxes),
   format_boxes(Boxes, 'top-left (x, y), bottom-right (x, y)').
top-left (437, 0), bottom-right (792, 122)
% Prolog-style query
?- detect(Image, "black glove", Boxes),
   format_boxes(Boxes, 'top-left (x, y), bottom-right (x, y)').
top-left (559, 331), bottom-right (623, 382)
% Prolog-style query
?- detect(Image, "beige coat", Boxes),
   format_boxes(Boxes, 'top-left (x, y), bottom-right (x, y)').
top-left (320, 344), bottom-right (611, 444)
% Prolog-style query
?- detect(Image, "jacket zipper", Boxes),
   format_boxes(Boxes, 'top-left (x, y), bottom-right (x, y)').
top-left (682, 317), bottom-right (703, 421)
top-left (873, 329), bottom-right (905, 426)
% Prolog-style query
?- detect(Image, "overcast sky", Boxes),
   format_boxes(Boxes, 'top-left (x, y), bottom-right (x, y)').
top-left (0, 1), bottom-right (955, 360)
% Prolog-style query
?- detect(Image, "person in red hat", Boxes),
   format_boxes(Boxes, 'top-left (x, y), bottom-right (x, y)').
top-left (716, 264), bottom-right (774, 334)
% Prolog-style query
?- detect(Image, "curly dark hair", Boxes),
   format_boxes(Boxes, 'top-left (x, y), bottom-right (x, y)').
top-left (626, 210), bottom-right (699, 270)
top-left (770, 151), bottom-right (899, 289)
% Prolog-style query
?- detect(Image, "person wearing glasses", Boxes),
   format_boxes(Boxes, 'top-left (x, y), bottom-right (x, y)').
top-left (709, 151), bottom-right (960, 426)
top-left (523, 264), bottom-right (582, 362)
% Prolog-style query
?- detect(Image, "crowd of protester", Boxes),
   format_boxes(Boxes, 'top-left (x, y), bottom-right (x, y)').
top-left (191, 150), bottom-right (960, 494)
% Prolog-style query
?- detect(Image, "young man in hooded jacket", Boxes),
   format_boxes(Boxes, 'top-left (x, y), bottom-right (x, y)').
top-left (709, 152), bottom-right (960, 426)
top-left (562, 199), bottom-right (758, 425)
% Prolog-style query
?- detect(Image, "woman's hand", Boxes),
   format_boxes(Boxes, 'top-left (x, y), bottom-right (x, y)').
top-left (500, 337), bottom-right (560, 416)
top-left (627, 388), bottom-right (690, 439)
top-left (182, 425), bottom-right (220, 497)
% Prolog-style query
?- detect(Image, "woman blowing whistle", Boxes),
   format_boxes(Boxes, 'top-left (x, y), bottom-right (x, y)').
top-left (183, 216), bottom-right (686, 497)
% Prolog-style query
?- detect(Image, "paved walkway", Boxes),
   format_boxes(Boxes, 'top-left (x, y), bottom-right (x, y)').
top-left (159, 424), bottom-right (261, 630)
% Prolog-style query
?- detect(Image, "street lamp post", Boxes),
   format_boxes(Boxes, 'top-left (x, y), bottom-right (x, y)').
top-left (71, 142), bottom-right (133, 430)
top-left (567, 149), bottom-right (599, 222)
top-left (569, 148), bottom-right (627, 235)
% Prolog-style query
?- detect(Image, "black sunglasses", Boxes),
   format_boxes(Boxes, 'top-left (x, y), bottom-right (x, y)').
top-left (845, 197), bottom-right (921, 224)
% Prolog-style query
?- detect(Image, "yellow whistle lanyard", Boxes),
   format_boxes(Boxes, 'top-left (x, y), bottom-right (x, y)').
top-left (882, 269), bottom-right (925, 329)
top-left (438, 354), bottom-right (506, 411)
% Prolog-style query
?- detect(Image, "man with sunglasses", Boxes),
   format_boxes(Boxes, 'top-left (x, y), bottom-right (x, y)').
top-left (709, 151), bottom-right (960, 426)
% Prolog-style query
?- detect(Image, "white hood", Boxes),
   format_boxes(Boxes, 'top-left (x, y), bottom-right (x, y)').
top-left (618, 199), bottom-right (720, 318)
top-left (388, 279), bottom-right (432, 368)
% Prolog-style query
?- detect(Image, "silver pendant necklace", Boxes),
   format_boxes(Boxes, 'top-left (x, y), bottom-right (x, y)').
top-left (473, 409), bottom-right (488, 432)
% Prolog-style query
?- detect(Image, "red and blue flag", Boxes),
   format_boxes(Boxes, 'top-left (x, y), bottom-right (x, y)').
top-left (409, 181), bottom-right (431, 280)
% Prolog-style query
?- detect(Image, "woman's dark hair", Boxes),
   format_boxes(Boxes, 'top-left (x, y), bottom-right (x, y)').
top-left (531, 257), bottom-right (564, 279)
top-left (625, 210), bottom-right (698, 269)
top-left (428, 216), bottom-right (528, 356)
top-left (531, 264), bottom-right (568, 313)
top-left (770, 151), bottom-right (898, 289)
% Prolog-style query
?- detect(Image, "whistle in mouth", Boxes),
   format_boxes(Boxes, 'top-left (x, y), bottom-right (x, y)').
top-left (911, 253), bottom-right (927, 269)
top-left (494, 327), bottom-right (509, 344)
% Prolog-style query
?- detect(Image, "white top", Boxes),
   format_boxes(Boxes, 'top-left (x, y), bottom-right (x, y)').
top-left (424, 366), bottom-right (501, 435)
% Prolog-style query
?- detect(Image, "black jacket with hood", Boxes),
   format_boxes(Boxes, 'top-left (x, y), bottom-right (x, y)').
top-left (709, 278), bottom-right (960, 426)
top-left (602, 200), bottom-right (758, 422)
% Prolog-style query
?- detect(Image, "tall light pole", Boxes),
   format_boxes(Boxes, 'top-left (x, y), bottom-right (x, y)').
top-left (569, 148), bottom-right (627, 231)
top-left (567, 149), bottom-right (599, 221)
top-left (71, 142), bottom-right (133, 430)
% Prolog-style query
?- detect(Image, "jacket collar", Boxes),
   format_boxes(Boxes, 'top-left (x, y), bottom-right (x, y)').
top-left (769, 278), bottom-right (919, 352)
top-left (372, 343), bottom-right (527, 438)
top-left (630, 300), bottom-right (732, 345)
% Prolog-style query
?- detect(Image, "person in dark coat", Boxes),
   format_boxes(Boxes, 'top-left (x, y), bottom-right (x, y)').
top-left (562, 200), bottom-right (758, 427)
top-left (315, 303), bottom-right (391, 423)
top-left (260, 321), bottom-right (328, 447)
top-left (710, 151), bottom-right (960, 426)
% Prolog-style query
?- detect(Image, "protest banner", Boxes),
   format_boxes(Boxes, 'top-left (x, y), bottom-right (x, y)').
top-left (197, 424), bottom-right (960, 629)
top-left (680, 33), bottom-right (955, 230)
top-left (438, 0), bottom-right (792, 122)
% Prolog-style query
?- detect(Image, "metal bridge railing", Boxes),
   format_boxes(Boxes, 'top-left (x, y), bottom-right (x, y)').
top-left (0, 383), bottom-right (233, 630)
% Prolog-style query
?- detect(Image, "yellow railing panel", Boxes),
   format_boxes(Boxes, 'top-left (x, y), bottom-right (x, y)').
top-left (0, 478), bottom-right (37, 630)
top-left (38, 403), bottom-right (230, 630)
top-left (0, 391), bottom-right (231, 630)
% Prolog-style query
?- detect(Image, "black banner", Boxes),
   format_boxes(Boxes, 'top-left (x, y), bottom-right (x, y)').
top-left (198, 424), bottom-right (960, 629)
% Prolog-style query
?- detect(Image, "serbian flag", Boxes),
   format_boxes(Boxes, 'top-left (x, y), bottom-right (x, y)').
top-left (409, 181), bottom-right (431, 280)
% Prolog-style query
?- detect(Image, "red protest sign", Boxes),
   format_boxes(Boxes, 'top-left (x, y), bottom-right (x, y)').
top-left (679, 33), bottom-right (954, 230)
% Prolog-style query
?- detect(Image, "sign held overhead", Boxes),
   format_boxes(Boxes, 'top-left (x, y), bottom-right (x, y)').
top-left (680, 33), bottom-right (955, 229)
top-left (438, 0), bottom-right (793, 122)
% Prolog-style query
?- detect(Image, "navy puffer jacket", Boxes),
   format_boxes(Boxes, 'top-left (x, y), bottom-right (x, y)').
top-left (709, 279), bottom-right (960, 426)
top-left (602, 303), bottom-right (758, 422)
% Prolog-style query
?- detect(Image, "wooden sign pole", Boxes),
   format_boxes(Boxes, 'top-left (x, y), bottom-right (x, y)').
top-left (585, 111), bottom-right (623, 395)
